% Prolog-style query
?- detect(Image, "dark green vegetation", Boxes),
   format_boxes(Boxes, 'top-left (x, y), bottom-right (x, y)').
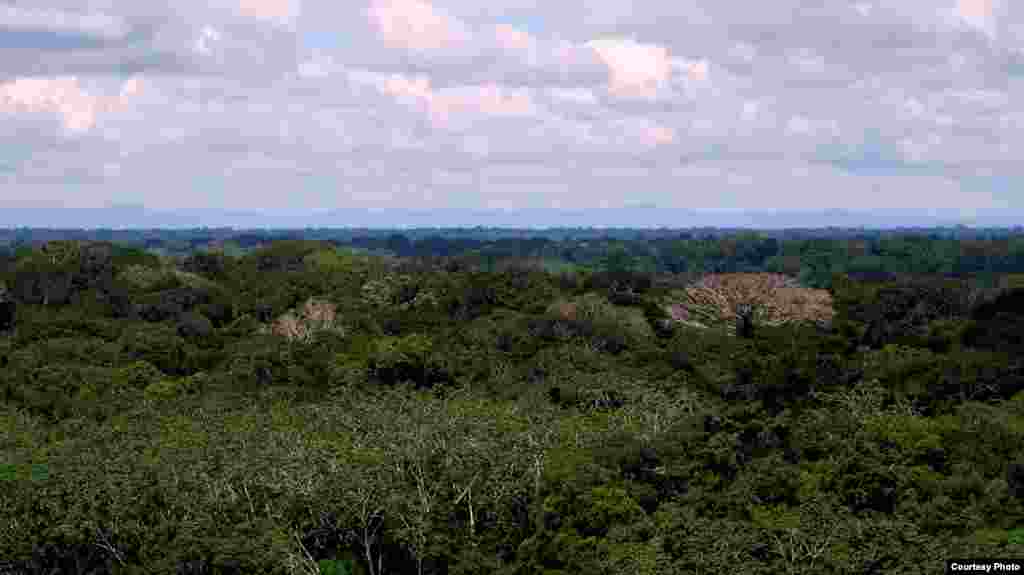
top-left (2, 232), bottom-right (1024, 574)
top-left (4, 225), bottom-right (1024, 289)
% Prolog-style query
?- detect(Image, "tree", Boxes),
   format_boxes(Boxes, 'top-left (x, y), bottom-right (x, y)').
top-left (599, 243), bottom-right (636, 275)
top-left (0, 283), bottom-right (14, 331)
top-left (665, 273), bottom-right (834, 337)
top-left (259, 297), bottom-right (345, 345)
top-left (831, 274), bottom-right (975, 350)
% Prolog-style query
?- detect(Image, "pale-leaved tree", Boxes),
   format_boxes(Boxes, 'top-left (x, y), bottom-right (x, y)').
top-left (666, 273), bottom-right (834, 337)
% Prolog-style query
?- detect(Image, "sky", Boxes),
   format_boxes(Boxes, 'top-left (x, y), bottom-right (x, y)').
top-left (0, 0), bottom-right (1022, 218)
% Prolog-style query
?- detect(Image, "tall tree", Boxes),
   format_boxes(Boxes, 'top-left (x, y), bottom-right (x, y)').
top-left (666, 272), bottom-right (834, 337)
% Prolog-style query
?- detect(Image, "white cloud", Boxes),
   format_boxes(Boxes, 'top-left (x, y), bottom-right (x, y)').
top-left (238, 0), bottom-right (300, 26)
top-left (0, 76), bottom-right (144, 135)
top-left (954, 0), bottom-right (999, 37)
top-left (368, 0), bottom-right (470, 53)
top-left (377, 73), bottom-right (537, 129)
top-left (730, 43), bottom-right (757, 63)
top-left (786, 115), bottom-right (811, 135)
top-left (639, 123), bottom-right (675, 146)
top-left (195, 26), bottom-right (222, 55)
top-left (549, 87), bottom-right (597, 105)
top-left (1, 0), bottom-right (1022, 215)
top-left (494, 23), bottom-right (533, 54)
top-left (120, 77), bottom-right (143, 98)
top-left (587, 37), bottom-right (673, 100)
top-left (742, 101), bottom-right (759, 121)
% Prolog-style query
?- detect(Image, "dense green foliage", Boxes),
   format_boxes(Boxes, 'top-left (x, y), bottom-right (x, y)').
top-left (5, 227), bottom-right (1024, 290)
top-left (2, 235), bottom-right (1024, 574)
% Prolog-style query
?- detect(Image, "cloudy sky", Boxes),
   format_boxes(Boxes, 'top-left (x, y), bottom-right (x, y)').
top-left (1, 0), bottom-right (1022, 217)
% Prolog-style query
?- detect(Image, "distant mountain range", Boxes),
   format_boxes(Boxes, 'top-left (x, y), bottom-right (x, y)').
top-left (0, 204), bottom-right (1020, 229)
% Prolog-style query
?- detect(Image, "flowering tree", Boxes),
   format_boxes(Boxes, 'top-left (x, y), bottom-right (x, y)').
top-left (666, 273), bottom-right (834, 337)
top-left (262, 297), bottom-right (344, 343)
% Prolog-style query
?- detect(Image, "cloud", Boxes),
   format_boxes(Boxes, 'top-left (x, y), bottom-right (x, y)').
top-left (953, 0), bottom-right (998, 37)
top-left (638, 122), bottom-right (675, 146)
top-left (194, 26), bottom-right (222, 56)
top-left (0, 75), bottom-right (144, 134)
top-left (0, 1), bottom-right (302, 80)
top-left (1, 0), bottom-right (1022, 217)
top-left (495, 23), bottom-right (533, 53)
top-left (587, 37), bottom-right (673, 99)
top-left (238, 0), bottom-right (301, 26)
top-left (0, 5), bottom-right (129, 40)
top-left (368, 0), bottom-right (469, 53)
top-left (376, 73), bottom-right (537, 129)
top-left (549, 87), bottom-right (597, 105)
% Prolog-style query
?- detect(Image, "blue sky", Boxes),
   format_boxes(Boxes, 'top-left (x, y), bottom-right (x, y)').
top-left (302, 30), bottom-right (344, 51)
top-left (0, 0), bottom-right (1022, 218)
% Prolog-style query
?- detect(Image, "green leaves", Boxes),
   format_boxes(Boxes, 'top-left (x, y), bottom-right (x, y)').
top-left (750, 503), bottom-right (801, 531)
top-left (365, 333), bottom-right (447, 388)
top-left (318, 558), bottom-right (354, 575)
top-left (143, 373), bottom-right (207, 402)
top-left (116, 263), bottom-right (178, 292)
top-left (7, 237), bottom-right (1024, 574)
top-left (0, 462), bottom-right (48, 482)
top-left (119, 323), bottom-right (190, 375)
top-left (114, 360), bottom-right (164, 392)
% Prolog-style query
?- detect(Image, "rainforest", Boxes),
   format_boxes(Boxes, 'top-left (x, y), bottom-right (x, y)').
top-left (1, 228), bottom-right (1024, 574)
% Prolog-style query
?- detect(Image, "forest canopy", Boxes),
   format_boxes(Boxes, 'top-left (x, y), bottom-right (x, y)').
top-left (1, 230), bottom-right (1023, 574)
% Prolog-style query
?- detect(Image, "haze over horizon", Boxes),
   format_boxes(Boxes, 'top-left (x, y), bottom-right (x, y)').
top-left (2, 1), bottom-right (1022, 219)
top-left (0, 203), bottom-right (1019, 230)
